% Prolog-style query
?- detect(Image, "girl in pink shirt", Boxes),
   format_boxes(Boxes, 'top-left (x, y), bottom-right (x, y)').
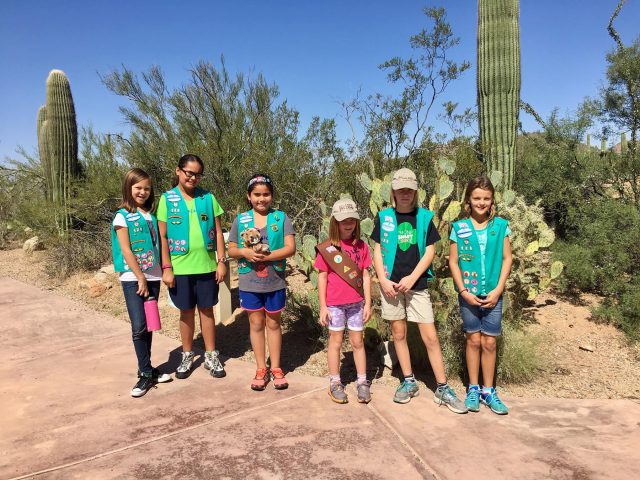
top-left (314, 199), bottom-right (372, 404)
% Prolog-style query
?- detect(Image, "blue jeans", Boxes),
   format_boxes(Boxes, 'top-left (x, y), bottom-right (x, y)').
top-left (121, 281), bottom-right (161, 376)
top-left (459, 295), bottom-right (503, 336)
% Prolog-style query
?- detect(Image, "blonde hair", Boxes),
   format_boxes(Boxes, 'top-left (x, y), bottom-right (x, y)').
top-left (391, 189), bottom-right (419, 209)
top-left (329, 216), bottom-right (361, 247)
top-left (119, 168), bottom-right (154, 213)
top-left (463, 175), bottom-right (496, 220)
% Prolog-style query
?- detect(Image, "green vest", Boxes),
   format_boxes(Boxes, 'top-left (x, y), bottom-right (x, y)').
top-left (237, 209), bottom-right (286, 274)
top-left (452, 217), bottom-right (508, 295)
top-left (378, 207), bottom-right (434, 280)
top-left (111, 208), bottom-right (160, 273)
top-left (163, 187), bottom-right (216, 256)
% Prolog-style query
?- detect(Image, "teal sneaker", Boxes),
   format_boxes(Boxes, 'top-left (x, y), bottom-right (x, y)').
top-left (480, 388), bottom-right (509, 415)
top-left (393, 380), bottom-right (419, 404)
top-left (433, 385), bottom-right (468, 414)
top-left (465, 387), bottom-right (480, 412)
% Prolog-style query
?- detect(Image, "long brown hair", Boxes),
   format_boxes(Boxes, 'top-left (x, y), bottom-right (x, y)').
top-left (463, 175), bottom-right (496, 220)
top-left (172, 153), bottom-right (205, 187)
top-left (119, 168), bottom-right (154, 213)
top-left (329, 217), bottom-right (361, 247)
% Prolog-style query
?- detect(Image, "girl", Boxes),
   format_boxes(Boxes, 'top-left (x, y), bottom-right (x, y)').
top-left (449, 176), bottom-right (512, 415)
top-left (111, 168), bottom-right (172, 397)
top-left (314, 199), bottom-right (372, 404)
top-left (371, 168), bottom-right (467, 413)
top-left (228, 174), bottom-right (296, 391)
top-left (158, 154), bottom-right (227, 380)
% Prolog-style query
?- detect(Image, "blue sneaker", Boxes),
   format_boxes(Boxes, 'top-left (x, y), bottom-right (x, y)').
top-left (480, 388), bottom-right (509, 415)
top-left (393, 380), bottom-right (419, 404)
top-left (465, 386), bottom-right (480, 412)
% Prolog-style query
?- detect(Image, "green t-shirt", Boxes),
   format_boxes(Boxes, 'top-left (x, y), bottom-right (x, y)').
top-left (157, 193), bottom-right (224, 275)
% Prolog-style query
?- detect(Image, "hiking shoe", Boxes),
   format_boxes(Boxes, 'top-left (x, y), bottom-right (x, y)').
top-left (204, 350), bottom-right (226, 378)
top-left (251, 368), bottom-right (269, 391)
top-left (393, 380), bottom-right (419, 404)
top-left (481, 388), bottom-right (509, 415)
top-left (131, 375), bottom-right (154, 397)
top-left (465, 387), bottom-right (480, 412)
top-left (152, 368), bottom-right (172, 383)
top-left (329, 382), bottom-right (348, 404)
top-left (175, 351), bottom-right (195, 379)
top-left (434, 385), bottom-right (468, 414)
top-left (270, 368), bottom-right (288, 390)
top-left (357, 380), bottom-right (372, 404)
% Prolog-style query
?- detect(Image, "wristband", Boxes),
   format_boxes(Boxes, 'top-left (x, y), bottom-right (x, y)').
top-left (461, 288), bottom-right (469, 294)
top-left (217, 257), bottom-right (227, 264)
top-left (162, 264), bottom-right (173, 270)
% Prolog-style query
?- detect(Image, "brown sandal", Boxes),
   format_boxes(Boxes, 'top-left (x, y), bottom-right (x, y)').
top-left (251, 368), bottom-right (269, 391)
top-left (270, 368), bottom-right (289, 390)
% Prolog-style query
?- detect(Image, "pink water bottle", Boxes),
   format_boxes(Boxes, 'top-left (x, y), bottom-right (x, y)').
top-left (144, 297), bottom-right (161, 332)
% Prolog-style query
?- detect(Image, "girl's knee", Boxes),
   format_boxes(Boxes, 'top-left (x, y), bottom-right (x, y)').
top-left (481, 335), bottom-right (497, 352)
top-left (265, 317), bottom-right (281, 331)
top-left (350, 333), bottom-right (364, 350)
top-left (467, 335), bottom-right (482, 350)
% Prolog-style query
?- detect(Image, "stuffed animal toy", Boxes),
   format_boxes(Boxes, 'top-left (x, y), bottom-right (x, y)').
top-left (240, 227), bottom-right (271, 254)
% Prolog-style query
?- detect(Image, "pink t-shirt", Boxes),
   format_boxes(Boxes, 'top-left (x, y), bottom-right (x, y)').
top-left (314, 239), bottom-right (372, 306)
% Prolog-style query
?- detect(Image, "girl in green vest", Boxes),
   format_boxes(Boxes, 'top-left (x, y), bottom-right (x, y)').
top-left (158, 154), bottom-right (227, 380)
top-left (372, 168), bottom-right (467, 413)
top-left (449, 176), bottom-right (513, 415)
top-left (111, 168), bottom-right (172, 397)
top-left (228, 174), bottom-right (296, 391)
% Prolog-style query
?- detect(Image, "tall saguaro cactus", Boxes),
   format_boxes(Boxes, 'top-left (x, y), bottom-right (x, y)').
top-left (477, 0), bottom-right (521, 189)
top-left (37, 70), bottom-right (79, 230)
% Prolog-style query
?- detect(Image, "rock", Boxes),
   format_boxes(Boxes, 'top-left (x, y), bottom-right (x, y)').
top-left (579, 344), bottom-right (594, 352)
top-left (99, 264), bottom-right (115, 274)
top-left (89, 284), bottom-right (107, 298)
top-left (378, 341), bottom-right (398, 369)
top-left (24, 227), bottom-right (33, 235)
top-left (22, 236), bottom-right (43, 254)
top-left (94, 271), bottom-right (109, 283)
top-left (79, 280), bottom-right (93, 289)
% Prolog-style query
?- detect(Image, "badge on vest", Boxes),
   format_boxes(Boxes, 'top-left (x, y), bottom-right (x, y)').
top-left (201, 213), bottom-right (208, 221)
top-left (239, 214), bottom-right (252, 224)
top-left (382, 221), bottom-right (394, 232)
top-left (325, 246), bottom-right (337, 253)
top-left (334, 255), bottom-right (343, 264)
top-left (271, 224), bottom-right (278, 232)
top-left (457, 226), bottom-right (472, 239)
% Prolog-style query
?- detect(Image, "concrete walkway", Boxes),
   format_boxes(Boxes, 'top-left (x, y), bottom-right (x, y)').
top-left (1, 278), bottom-right (639, 480)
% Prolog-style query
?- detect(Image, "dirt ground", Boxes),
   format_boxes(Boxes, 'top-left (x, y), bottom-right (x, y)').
top-left (1, 247), bottom-right (638, 400)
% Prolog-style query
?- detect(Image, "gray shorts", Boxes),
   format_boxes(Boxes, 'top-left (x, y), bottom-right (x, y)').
top-left (380, 289), bottom-right (435, 323)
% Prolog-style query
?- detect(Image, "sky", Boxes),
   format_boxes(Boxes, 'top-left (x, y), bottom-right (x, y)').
top-left (1, 0), bottom-right (639, 161)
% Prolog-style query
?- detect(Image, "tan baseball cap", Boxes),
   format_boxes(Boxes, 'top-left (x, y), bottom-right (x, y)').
top-left (391, 168), bottom-right (418, 190)
top-left (331, 198), bottom-right (360, 221)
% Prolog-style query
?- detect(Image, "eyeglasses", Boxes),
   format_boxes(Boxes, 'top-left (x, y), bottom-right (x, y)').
top-left (180, 168), bottom-right (204, 180)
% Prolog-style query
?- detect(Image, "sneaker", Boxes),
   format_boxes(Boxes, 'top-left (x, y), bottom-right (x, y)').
top-left (393, 380), bottom-right (419, 404)
top-left (356, 380), bottom-right (372, 404)
top-left (175, 351), bottom-right (195, 379)
top-left (433, 385), bottom-right (468, 414)
top-left (329, 382), bottom-right (348, 404)
top-left (251, 368), bottom-right (269, 391)
top-left (465, 386), bottom-right (480, 412)
top-left (204, 350), bottom-right (226, 378)
top-left (270, 368), bottom-right (288, 390)
top-left (131, 375), bottom-right (154, 397)
top-left (152, 368), bottom-right (172, 383)
top-left (481, 388), bottom-right (509, 415)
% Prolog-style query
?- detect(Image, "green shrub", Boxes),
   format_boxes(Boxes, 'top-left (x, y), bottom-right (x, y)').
top-left (497, 322), bottom-right (548, 383)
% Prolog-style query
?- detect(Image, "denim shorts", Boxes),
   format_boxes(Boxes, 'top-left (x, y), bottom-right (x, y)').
top-left (239, 289), bottom-right (286, 314)
top-left (327, 301), bottom-right (365, 332)
top-left (459, 295), bottom-right (503, 336)
top-left (168, 272), bottom-right (219, 310)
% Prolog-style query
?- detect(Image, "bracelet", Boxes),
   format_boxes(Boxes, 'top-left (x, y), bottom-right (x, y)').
top-left (460, 287), bottom-right (469, 294)
top-left (217, 257), bottom-right (227, 264)
top-left (162, 264), bottom-right (173, 270)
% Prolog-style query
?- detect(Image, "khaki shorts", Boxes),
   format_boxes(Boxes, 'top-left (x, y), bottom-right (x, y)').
top-left (380, 289), bottom-right (435, 323)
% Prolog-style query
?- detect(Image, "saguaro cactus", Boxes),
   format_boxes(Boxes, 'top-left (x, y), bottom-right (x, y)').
top-left (36, 105), bottom-right (52, 201)
top-left (477, 0), bottom-right (521, 189)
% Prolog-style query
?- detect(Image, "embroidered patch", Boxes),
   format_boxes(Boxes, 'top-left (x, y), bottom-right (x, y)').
top-left (471, 272), bottom-right (478, 278)
top-left (463, 279), bottom-right (469, 285)
top-left (344, 266), bottom-right (351, 273)
top-left (239, 215), bottom-right (252, 224)
top-left (356, 278), bottom-right (363, 287)
top-left (326, 246), bottom-right (337, 253)
top-left (348, 271), bottom-right (358, 279)
top-left (471, 280), bottom-right (478, 286)
top-left (471, 287), bottom-right (478, 293)
top-left (208, 227), bottom-right (216, 240)
top-left (381, 221), bottom-right (395, 232)
top-left (334, 255), bottom-right (343, 264)
top-left (463, 271), bottom-right (470, 277)
top-left (271, 224), bottom-right (278, 232)
top-left (200, 213), bottom-right (208, 221)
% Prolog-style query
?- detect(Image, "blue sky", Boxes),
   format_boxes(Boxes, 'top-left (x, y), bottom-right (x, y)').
top-left (1, 0), bottom-right (639, 161)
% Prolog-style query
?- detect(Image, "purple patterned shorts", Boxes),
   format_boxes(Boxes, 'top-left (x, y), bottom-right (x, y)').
top-left (327, 301), bottom-right (365, 332)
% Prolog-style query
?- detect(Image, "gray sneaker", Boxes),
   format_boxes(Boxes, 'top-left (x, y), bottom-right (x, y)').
top-left (175, 351), bottom-right (194, 379)
top-left (328, 382), bottom-right (348, 404)
top-left (433, 385), bottom-right (468, 414)
top-left (393, 380), bottom-right (419, 404)
top-left (357, 380), bottom-right (372, 404)
top-left (204, 350), bottom-right (226, 378)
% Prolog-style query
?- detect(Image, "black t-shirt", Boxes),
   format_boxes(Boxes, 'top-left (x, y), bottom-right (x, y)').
top-left (371, 209), bottom-right (441, 291)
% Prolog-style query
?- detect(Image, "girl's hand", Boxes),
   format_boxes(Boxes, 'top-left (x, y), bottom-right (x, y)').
top-left (319, 306), bottom-right (331, 327)
top-left (480, 289), bottom-right (501, 309)
top-left (136, 277), bottom-right (149, 297)
top-left (395, 275), bottom-right (415, 293)
top-left (162, 268), bottom-right (175, 289)
top-left (461, 290), bottom-right (483, 306)
top-left (243, 248), bottom-right (266, 263)
top-left (215, 262), bottom-right (227, 284)
top-left (363, 303), bottom-right (372, 324)
top-left (380, 278), bottom-right (398, 298)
